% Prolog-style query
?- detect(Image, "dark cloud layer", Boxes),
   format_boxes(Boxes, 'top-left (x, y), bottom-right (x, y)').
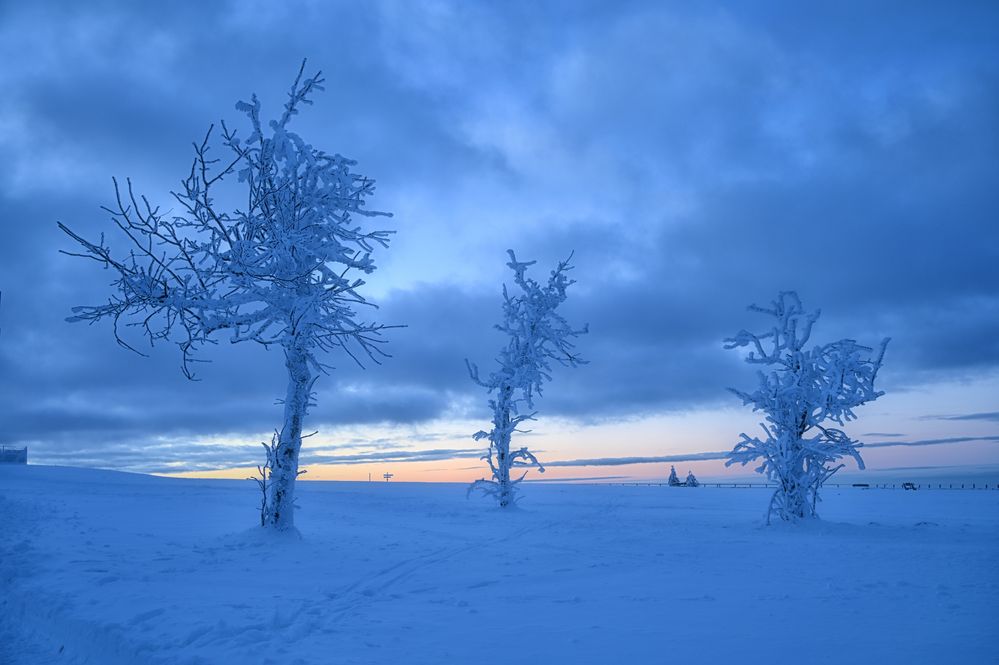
top-left (865, 436), bottom-right (999, 449)
top-left (541, 436), bottom-right (999, 468)
top-left (1, 1), bottom-right (997, 471)
top-left (924, 412), bottom-right (999, 423)
top-left (546, 452), bottom-right (731, 467)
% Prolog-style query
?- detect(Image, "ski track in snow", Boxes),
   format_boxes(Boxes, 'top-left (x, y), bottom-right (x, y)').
top-left (1, 465), bottom-right (997, 664)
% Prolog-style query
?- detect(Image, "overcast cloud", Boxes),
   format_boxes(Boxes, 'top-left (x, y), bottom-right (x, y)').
top-left (0, 1), bottom-right (996, 472)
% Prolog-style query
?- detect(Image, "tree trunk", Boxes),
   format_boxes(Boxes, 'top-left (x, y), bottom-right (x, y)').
top-left (496, 429), bottom-right (511, 508)
top-left (266, 346), bottom-right (311, 530)
top-left (495, 386), bottom-right (513, 508)
top-left (773, 440), bottom-right (814, 522)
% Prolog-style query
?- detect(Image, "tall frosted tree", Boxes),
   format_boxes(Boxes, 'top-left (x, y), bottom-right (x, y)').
top-left (59, 63), bottom-right (396, 531)
top-left (467, 251), bottom-right (587, 508)
top-left (724, 292), bottom-right (888, 523)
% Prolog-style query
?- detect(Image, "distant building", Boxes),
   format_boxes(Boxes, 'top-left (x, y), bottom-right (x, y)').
top-left (0, 445), bottom-right (27, 464)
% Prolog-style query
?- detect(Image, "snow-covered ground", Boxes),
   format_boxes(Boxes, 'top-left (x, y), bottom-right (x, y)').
top-left (1, 466), bottom-right (997, 664)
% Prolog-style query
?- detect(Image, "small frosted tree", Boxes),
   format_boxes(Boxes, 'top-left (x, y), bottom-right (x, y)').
top-left (667, 465), bottom-right (681, 486)
top-left (684, 470), bottom-right (699, 487)
top-left (467, 250), bottom-right (587, 508)
top-left (248, 434), bottom-right (279, 528)
top-left (724, 292), bottom-right (889, 523)
top-left (59, 62), bottom-right (397, 531)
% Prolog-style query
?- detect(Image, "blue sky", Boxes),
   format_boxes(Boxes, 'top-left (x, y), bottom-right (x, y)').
top-left (0, 1), bottom-right (997, 480)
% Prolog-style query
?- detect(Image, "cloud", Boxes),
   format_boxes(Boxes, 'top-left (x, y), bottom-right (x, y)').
top-left (865, 436), bottom-right (999, 449)
top-left (27, 438), bottom-right (486, 475)
top-left (0, 0), bottom-right (997, 465)
top-left (920, 412), bottom-right (999, 423)
top-left (524, 475), bottom-right (630, 483)
top-left (539, 435), bottom-right (999, 469)
top-left (545, 452), bottom-right (730, 467)
top-left (301, 448), bottom-right (483, 466)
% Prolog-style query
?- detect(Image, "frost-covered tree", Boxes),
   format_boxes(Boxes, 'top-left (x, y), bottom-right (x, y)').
top-left (59, 62), bottom-right (396, 530)
top-left (467, 250), bottom-right (587, 508)
top-left (724, 292), bottom-right (889, 523)
top-left (684, 470), bottom-right (699, 487)
top-left (667, 465), bottom-right (681, 486)
top-left (249, 434), bottom-right (279, 528)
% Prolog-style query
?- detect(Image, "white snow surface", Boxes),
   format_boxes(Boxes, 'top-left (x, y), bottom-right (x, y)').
top-left (1, 465), bottom-right (997, 664)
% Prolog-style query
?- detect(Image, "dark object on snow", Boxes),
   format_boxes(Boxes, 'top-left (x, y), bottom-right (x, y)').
top-left (0, 445), bottom-right (27, 464)
top-left (902, 482), bottom-right (918, 491)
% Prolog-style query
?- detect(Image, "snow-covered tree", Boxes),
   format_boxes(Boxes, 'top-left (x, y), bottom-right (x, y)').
top-left (467, 250), bottom-right (587, 508)
top-left (724, 292), bottom-right (889, 523)
top-left (684, 470), bottom-right (699, 487)
top-left (59, 62), bottom-right (397, 530)
top-left (667, 465), bottom-right (681, 486)
top-left (249, 434), bottom-right (279, 528)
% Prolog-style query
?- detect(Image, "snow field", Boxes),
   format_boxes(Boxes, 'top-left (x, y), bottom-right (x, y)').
top-left (1, 465), bottom-right (997, 664)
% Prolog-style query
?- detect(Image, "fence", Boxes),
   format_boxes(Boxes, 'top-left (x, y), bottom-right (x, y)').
top-left (608, 481), bottom-right (997, 490)
top-left (0, 445), bottom-right (27, 464)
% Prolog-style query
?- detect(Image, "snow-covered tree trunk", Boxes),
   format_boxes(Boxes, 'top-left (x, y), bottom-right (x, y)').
top-left (492, 385), bottom-right (515, 508)
top-left (266, 345), bottom-right (311, 529)
top-left (772, 430), bottom-right (811, 519)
